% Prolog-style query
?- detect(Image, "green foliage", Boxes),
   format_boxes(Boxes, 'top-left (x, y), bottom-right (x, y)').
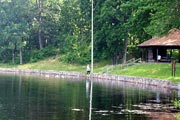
top-left (173, 99), bottom-right (180, 109)
top-left (0, 49), bottom-right (12, 63)
top-left (127, 45), bottom-right (140, 59)
top-left (173, 99), bottom-right (180, 120)
top-left (176, 113), bottom-right (180, 120)
top-left (30, 47), bottom-right (57, 62)
top-left (94, 0), bottom-right (127, 60)
top-left (172, 50), bottom-right (179, 62)
top-left (110, 63), bottom-right (180, 83)
top-left (1, 0), bottom-right (180, 65)
top-left (59, 49), bottom-right (90, 64)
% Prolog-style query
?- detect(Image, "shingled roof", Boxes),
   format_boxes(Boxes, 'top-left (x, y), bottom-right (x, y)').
top-left (138, 29), bottom-right (180, 47)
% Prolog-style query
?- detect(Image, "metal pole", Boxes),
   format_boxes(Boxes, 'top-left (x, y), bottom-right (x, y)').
top-left (91, 0), bottom-right (94, 73)
top-left (157, 48), bottom-right (159, 61)
top-left (89, 1), bottom-right (94, 120)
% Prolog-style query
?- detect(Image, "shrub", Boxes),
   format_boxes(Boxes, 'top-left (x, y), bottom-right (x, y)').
top-left (173, 99), bottom-right (180, 109)
top-left (30, 46), bottom-right (57, 62)
top-left (176, 114), bottom-right (180, 120)
top-left (59, 51), bottom-right (90, 65)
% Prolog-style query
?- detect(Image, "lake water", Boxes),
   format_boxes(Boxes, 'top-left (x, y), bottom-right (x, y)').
top-left (0, 73), bottom-right (177, 120)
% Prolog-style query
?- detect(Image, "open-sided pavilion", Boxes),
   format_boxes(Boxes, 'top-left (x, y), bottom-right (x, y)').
top-left (138, 29), bottom-right (180, 62)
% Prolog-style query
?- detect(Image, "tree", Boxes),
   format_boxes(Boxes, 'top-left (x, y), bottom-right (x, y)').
top-left (93, 0), bottom-right (131, 64)
top-left (37, 0), bottom-right (43, 49)
top-left (0, 0), bottom-right (31, 64)
top-left (1, 0), bottom-right (180, 65)
top-left (57, 0), bottom-right (91, 64)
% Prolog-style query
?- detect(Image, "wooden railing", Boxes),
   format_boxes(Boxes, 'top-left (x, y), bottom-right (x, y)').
top-left (101, 65), bottom-right (114, 74)
top-left (120, 58), bottom-right (142, 68)
top-left (102, 58), bottom-right (142, 73)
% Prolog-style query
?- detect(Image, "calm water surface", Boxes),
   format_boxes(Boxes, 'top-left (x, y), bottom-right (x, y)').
top-left (0, 74), bottom-right (177, 120)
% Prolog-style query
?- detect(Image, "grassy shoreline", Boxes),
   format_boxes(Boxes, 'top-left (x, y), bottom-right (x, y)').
top-left (111, 63), bottom-right (180, 83)
top-left (0, 58), bottom-right (180, 83)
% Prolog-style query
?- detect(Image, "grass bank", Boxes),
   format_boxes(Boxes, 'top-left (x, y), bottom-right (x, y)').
top-left (17, 58), bottom-right (86, 72)
top-left (0, 58), bottom-right (180, 83)
top-left (110, 63), bottom-right (180, 83)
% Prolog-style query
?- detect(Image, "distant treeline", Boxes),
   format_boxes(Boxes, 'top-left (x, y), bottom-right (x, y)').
top-left (0, 0), bottom-right (179, 64)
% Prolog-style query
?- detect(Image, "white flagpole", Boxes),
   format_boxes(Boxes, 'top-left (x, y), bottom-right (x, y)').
top-left (89, 1), bottom-right (93, 120)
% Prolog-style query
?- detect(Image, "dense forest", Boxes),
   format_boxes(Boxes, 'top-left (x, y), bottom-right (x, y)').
top-left (0, 0), bottom-right (180, 65)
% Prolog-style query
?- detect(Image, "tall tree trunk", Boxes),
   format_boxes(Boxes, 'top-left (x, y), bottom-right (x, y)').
top-left (12, 50), bottom-right (15, 64)
top-left (38, 0), bottom-right (43, 50)
top-left (19, 47), bottom-right (22, 65)
top-left (122, 38), bottom-right (128, 64)
top-left (12, 43), bottom-right (17, 64)
top-left (112, 55), bottom-right (119, 65)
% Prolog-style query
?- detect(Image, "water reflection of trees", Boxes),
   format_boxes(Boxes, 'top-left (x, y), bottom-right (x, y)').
top-left (0, 75), bottom-right (89, 120)
top-left (0, 74), bottom-right (178, 120)
top-left (91, 79), bottom-right (177, 120)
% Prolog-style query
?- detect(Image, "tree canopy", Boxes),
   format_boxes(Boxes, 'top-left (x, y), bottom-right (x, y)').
top-left (0, 0), bottom-right (179, 64)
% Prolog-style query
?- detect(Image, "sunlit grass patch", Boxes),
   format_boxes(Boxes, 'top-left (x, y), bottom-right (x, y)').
top-left (17, 57), bottom-right (85, 72)
top-left (110, 63), bottom-right (180, 83)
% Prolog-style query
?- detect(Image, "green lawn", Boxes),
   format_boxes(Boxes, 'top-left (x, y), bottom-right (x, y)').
top-left (16, 58), bottom-right (108, 73)
top-left (111, 63), bottom-right (180, 83)
top-left (17, 58), bottom-right (86, 72)
top-left (0, 58), bottom-right (179, 83)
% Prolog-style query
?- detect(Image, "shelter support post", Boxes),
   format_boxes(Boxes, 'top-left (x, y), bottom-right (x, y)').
top-left (146, 48), bottom-right (148, 62)
top-left (156, 48), bottom-right (159, 61)
top-left (172, 60), bottom-right (176, 77)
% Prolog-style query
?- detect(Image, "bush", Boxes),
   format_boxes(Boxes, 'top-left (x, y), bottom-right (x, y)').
top-left (173, 99), bottom-right (180, 109)
top-left (176, 114), bottom-right (180, 120)
top-left (127, 45), bottom-right (141, 59)
top-left (59, 51), bottom-right (90, 65)
top-left (30, 46), bottom-right (57, 62)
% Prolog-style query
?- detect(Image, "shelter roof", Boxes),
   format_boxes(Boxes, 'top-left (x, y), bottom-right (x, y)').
top-left (138, 29), bottom-right (180, 47)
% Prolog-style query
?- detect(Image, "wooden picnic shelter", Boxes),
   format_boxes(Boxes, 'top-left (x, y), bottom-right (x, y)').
top-left (138, 29), bottom-right (180, 62)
